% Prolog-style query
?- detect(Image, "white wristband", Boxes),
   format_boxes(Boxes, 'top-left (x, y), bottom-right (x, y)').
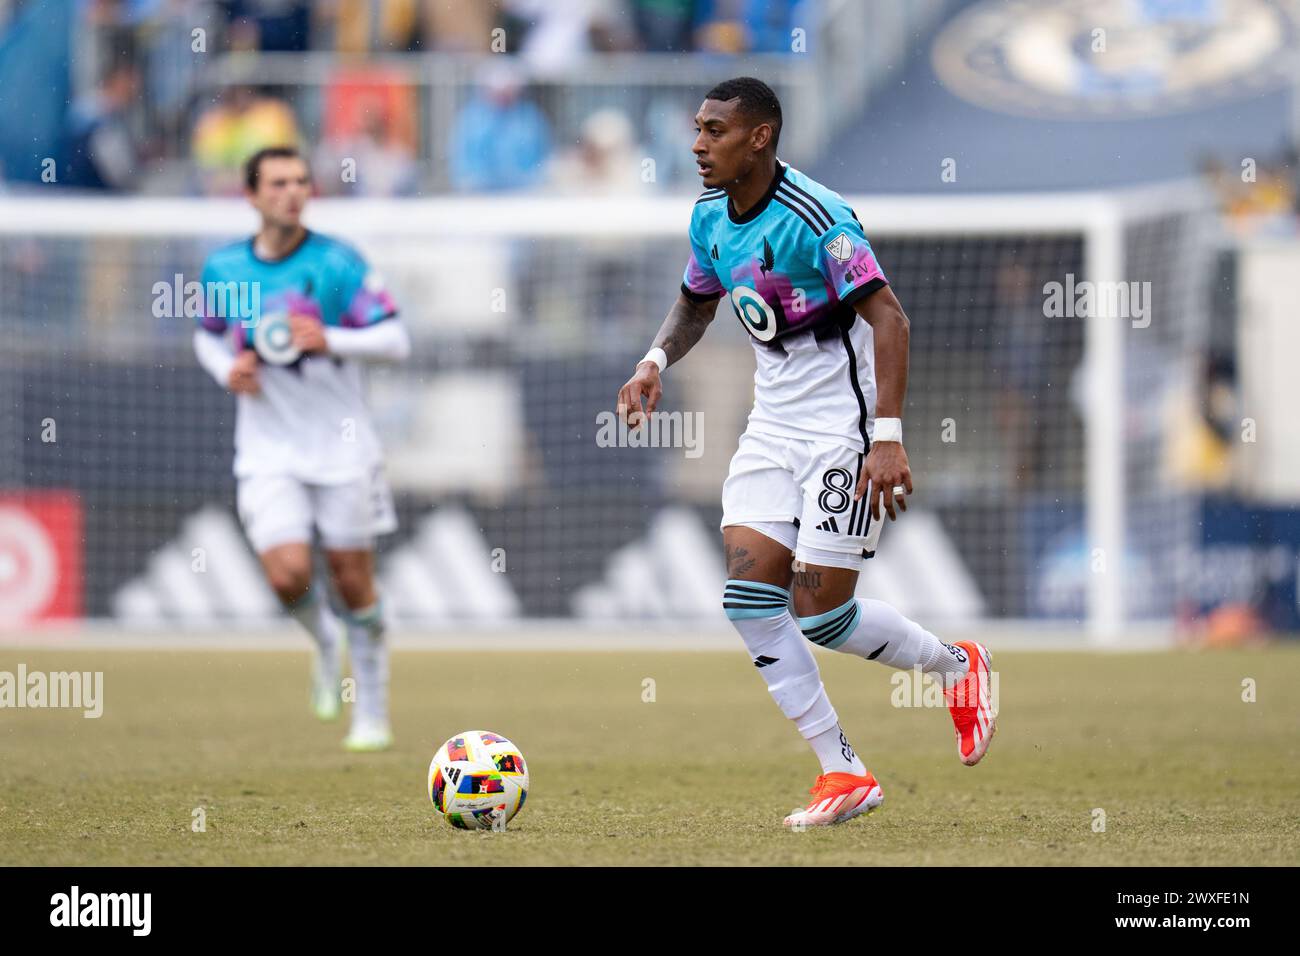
top-left (639, 347), bottom-right (668, 373)
top-left (874, 417), bottom-right (903, 443)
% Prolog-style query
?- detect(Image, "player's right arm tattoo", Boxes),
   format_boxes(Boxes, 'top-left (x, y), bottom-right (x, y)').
top-left (650, 293), bottom-right (719, 367)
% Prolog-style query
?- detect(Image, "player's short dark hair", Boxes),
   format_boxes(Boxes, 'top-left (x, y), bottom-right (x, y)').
top-left (245, 146), bottom-right (309, 192)
top-left (705, 77), bottom-right (782, 150)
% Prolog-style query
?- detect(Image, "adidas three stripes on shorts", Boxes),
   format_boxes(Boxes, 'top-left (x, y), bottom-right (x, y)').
top-left (720, 428), bottom-right (885, 571)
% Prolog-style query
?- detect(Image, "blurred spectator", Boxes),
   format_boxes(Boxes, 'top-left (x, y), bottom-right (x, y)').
top-left (695, 16), bottom-right (747, 52)
top-left (549, 108), bottom-right (649, 195)
top-left (744, 0), bottom-right (804, 53)
top-left (327, 0), bottom-right (421, 53)
top-left (1201, 150), bottom-right (1297, 236)
top-left (0, 0), bottom-right (74, 188)
top-left (140, 1), bottom-right (216, 131)
top-left (218, 0), bottom-right (312, 52)
top-left (449, 63), bottom-right (550, 192)
top-left (1167, 354), bottom-right (1235, 492)
top-left (57, 57), bottom-right (141, 190)
top-left (695, 0), bottom-right (801, 54)
top-left (191, 87), bottom-right (300, 195)
top-left (422, 0), bottom-right (499, 51)
top-left (316, 113), bottom-right (417, 195)
top-left (500, 0), bottom-right (633, 73)
top-left (315, 80), bottom-right (418, 196)
top-left (76, 2), bottom-right (147, 97)
top-left (632, 0), bottom-right (694, 52)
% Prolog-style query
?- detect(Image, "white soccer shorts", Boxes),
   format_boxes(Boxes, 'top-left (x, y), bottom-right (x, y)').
top-left (236, 467), bottom-right (398, 554)
top-left (720, 429), bottom-right (884, 570)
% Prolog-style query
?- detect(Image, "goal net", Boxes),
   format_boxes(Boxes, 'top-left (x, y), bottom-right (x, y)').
top-left (0, 185), bottom-right (1214, 638)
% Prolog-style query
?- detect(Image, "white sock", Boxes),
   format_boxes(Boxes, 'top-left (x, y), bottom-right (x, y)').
top-left (723, 580), bottom-right (864, 774)
top-left (286, 586), bottom-right (342, 671)
top-left (344, 601), bottom-right (388, 726)
top-left (808, 723), bottom-right (867, 776)
top-left (798, 598), bottom-right (969, 686)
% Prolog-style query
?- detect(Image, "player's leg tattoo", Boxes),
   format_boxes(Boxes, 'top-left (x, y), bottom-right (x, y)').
top-left (725, 545), bottom-right (756, 578)
top-left (790, 563), bottom-right (857, 617)
top-left (792, 562), bottom-right (968, 684)
top-left (723, 525), bottom-right (794, 588)
top-left (791, 566), bottom-right (824, 595)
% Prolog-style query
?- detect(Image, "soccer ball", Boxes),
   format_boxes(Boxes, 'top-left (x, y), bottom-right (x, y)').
top-left (427, 730), bottom-right (529, 830)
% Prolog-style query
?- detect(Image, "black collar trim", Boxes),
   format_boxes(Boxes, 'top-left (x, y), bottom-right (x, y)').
top-left (728, 161), bottom-right (786, 224)
top-left (250, 228), bottom-right (312, 265)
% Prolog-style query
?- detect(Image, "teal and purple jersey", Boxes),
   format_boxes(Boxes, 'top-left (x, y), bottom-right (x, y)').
top-left (196, 230), bottom-right (400, 482)
top-left (681, 161), bottom-right (887, 345)
top-left (198, 229), bottom-right (397, 344)
top-left (680, 162), bottom-right (890, 452)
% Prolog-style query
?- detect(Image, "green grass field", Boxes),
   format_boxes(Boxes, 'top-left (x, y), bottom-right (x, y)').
top-left (2, 644), bottom-right (1298, 866)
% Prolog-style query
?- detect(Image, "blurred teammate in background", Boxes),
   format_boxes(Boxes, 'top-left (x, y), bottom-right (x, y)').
top-left (192, 146), bottom-right (410, 751)
top-left (617, 78), bottom-right (996, 826)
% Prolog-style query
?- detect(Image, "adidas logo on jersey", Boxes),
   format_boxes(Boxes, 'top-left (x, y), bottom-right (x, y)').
top-left (710, 243), bottom-right (719, 260)
top-left (815, 517), bottom-right (840, 533)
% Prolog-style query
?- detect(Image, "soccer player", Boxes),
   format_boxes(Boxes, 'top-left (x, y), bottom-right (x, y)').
top-left (192, 146), bottom-right (410, 752)
top-left (616, 78), bottom-right (996, 826)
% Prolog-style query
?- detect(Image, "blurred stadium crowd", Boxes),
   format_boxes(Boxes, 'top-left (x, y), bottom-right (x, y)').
top-left (1, 0), bottom-right (830, 195)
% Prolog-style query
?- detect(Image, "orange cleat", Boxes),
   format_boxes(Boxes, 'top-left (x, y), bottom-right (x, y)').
top-left (945, 640), bottom-right (996, 766)
top-left (782, 771), bottom-right (884, 827)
